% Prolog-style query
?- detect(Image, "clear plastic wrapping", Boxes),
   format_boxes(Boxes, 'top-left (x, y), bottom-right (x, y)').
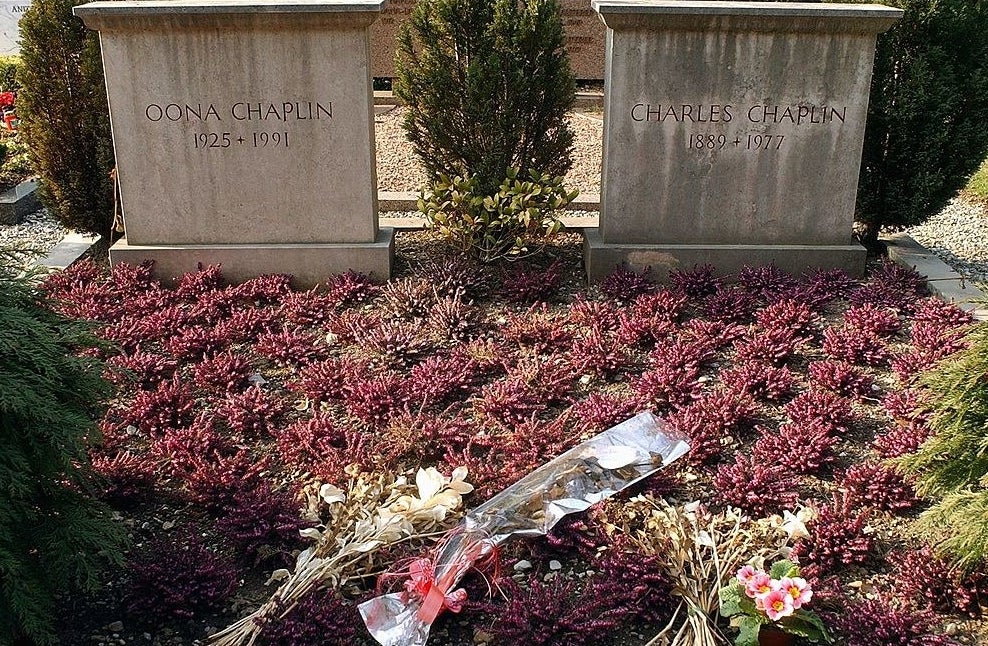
top-left (358, 411), bottom-right (690, 646)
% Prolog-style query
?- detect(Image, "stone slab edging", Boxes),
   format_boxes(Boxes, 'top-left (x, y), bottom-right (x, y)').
top-left (0, 179), bottom-right (41, 226)
top-left (38, 231), bottom-right (101, 270)
top-left (884, 232), bottom-right (988, 321)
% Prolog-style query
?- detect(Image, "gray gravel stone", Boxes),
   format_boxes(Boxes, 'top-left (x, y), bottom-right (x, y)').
top-left (903, 197), bottom-right (988, 283)
top-left (0, 208), bottom-right (66, 254)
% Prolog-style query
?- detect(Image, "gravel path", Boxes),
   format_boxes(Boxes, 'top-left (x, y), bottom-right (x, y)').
top-left (904, 197), bottom-right (988, 283)
top-left (0, 208), bottom-right (66, 254)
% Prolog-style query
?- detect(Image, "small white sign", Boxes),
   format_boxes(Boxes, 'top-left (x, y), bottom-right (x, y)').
top-left (0, 1), bottom-right (30, 55)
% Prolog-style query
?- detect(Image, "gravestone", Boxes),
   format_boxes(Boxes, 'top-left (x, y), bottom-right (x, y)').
top-left (74, 0), bottom-right (393, 286)
top-left (586, 1), bottom-right (902, 282)
top-left (0, 1), bottom-right (30, 55)
top-left (369, 0), bottom-right (606, 79)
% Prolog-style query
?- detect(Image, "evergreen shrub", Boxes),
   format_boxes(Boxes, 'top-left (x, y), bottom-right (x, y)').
top-left (854, 0), bottom-right (988, 242)
top-left (899, 324), bottom-right (988, 572)
top-left (395, 0), bottom-right (576, 196)
top-left (17, 0), bottom-right (114, 237)
top-left (0, 55), bottom-right (20, 92)
top-left (0, 249), bottom-right (127, 644)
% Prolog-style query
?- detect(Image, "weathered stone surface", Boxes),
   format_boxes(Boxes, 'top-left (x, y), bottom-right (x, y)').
top-left (75, 0), bottom-right (392, 280)
top-left (369, 0), bottom-right (606, 79)
top-left (109, 229), bottom-right (395, 288)
top-left (589, 1), bottom-right (901, 281)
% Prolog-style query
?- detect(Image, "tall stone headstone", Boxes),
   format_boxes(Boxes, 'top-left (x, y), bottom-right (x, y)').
top-left (74, 0), bottom-right (393, 285)
top-left (586, 1), bottom-right (902, 282)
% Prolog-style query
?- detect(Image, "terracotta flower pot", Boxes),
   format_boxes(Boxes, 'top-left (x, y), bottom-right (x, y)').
top-left (759, 626), bottom-right (795, 646)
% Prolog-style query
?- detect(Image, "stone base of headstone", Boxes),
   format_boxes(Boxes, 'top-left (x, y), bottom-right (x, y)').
top-left (583, 228), bottom-right (865, 282)
top-left (0, 179), bottom-right (40, 225)
top-left (109, 228), bottom-right (394, 287)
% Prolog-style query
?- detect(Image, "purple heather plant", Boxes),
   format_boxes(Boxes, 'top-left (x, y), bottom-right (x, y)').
top-left (109, 260), bottom-right (157, 291)
top-left (324, 269), bottom-right (381, 306)
top-left (703, 287), bottom-right (760, 324)
top-left (910, 320), bottom-right (969, 355)
top-left (193, 351), bottom-right (254, 393)
top-left (568, 295), bottom-right (622, 332)
top-left (413, 255), bottom-right (491, 300)
top-left (792, 493), bottom-right (873, 575)
top-left (90, 449), bottom-right (158, 507)
top-left (784, 389), bottom-right (856, 434)
top-left (911, 296), bottom-right (973, 327)
top-left (344, 369), bottom-right (408, 426)
top-left (105, 350), bottom-right (179, 390)
top-left (476, 375), bottom-right (552, 427)
top-left (163, 325), bottom-right (229, 361)
top-left (842, 302), bottom-right (902, 337)
top-left (188, 287), bottom-right (243, 323)
top-left (873, 422), bottom-right (933, 459)
top-left (125, 530), bottom-right (240, 622)
top-left (377, 410), bottom-right (473, 466)
top-left (174, 263), bottom-right (225, 300)
top-left (232, 273), bottom-right (293, 304)
top-left (590, 545), bottom-right (674, 623)
top-left (633, 362), bottom-right (701, 411)
top-left (256, 587), bottom-right (360, 646)
top-left (497, 260), bottom-right (564, 303)
top-left (481, 576), bottom-right (632, 646)
top-left (752, 421), bottom-right (837, 475)
top-left (183, 450), bottom-right (271, 513)
top-left (889, 546), bottom-right (988, 618)
top-left (429, 293), bottom-right (483, 341)
top-left (669, 263), bottom-right (720, 297)
top-left (124, 378), bottom-right (196, 436)
top-left (152, 415), bottom-right (237, 478)
top-left (719, 360), bottom-right (797, 402)
top-left (733, 327), bottom-right (803, 366)
top-left (840, 461), bottom-right (918, 513)
top-left (212, 306), bottom-right (281, 342)
top-left (500, 303), bottom-right (573, 353)
top-left (291, 356), bottom-right (363, 405)
top-left (870, 259), bottom-right (927, 294)
top-left (379, 276), bottom-right (436, 320)
top-left (357, 317), bottom-right (433, 366)
top-left (834, 597), bottom-right (958, 646)
top-left (215, 386), bottom-right (284, 438)
top-left (569, 392), bottom-right (638, 434)
top-left (406, 354), bottom-right (481, 406)
top-left (756, 299), bottom-right (821, 344)
top-left (713, 455), bottom-right (800, 518)
top-left (882, 389), bottom-right (929, 424)
top-left (807, 360), bottom-right (874, 399)
top-left (598, 264), bottom-right (656, 301)
top-left (569, 328), bottom-right (629, 377)
top-left (214, 484), bottom-right (311, 564)
top-left (849, 281), bottom-right (919, 313)
top-left (276, 414), bottom-right (371, 480)
top-left (254, 329), bottom-right (328, 367)
top-left (665, 390), bottom-right (757, 464)
top-left (736, 263), bottom-right (799, 301)
top-left (822, 324), bottom-right (889, 366)
top-left (279, 287), bottom-right (340, 325)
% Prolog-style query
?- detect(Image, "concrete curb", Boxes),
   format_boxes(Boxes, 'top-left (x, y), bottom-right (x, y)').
top-left (884, 232), bottom-right (988, 321)
top-left (39, 231), bottom-right (101, 270)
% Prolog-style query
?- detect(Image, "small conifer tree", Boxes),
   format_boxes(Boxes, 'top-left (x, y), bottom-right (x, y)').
top-left (899, 324), bottom-right (988, 572)
top-left (17, 0), bottom-right (114, 237)
top-left (0, 249), bottom-right (126, 644)
top-left (395, 0), bottom-right (576, 195)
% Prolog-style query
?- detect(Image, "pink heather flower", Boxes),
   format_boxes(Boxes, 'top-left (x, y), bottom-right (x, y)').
top-left (757, 588), bottom-right (796, 621)
top-left (779, 576), bottom-right (812, 609)
top-left (737, 565), bottom-right (759, 585)
top-left (745, 572), bottom-right (774, 599)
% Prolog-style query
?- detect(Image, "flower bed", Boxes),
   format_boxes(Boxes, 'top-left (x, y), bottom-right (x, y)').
top-left (42, 234), bottom-right (986, 645)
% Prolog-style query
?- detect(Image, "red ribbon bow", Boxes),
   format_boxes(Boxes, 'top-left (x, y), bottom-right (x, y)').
top-left (404, 558), bottom-right (469, 623)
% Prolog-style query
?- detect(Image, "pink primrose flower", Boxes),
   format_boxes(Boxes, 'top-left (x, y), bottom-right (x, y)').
top-left (744, 571), bottom-right (774, 599)
top-left (737, 565), bottom-right (759, 585)
top-left (757, 588), bottom-right (796, 621)
top-left (779, 576), bottom-right (812, 609)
